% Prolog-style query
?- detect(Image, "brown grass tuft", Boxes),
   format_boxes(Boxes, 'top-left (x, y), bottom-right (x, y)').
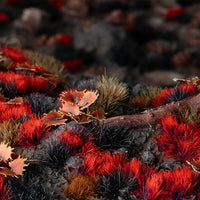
top-left (24, 50), bottom-right (66, 78)
top-left (0, 119), bottom-right (20, 145)
top-left (178, 107), bottom-right (200, 125)
top-left (64, 173), bottom-right (100, 200)
top-left (131, 86), bottom-right (162, 110)
top-left (91, 75), bottom-right (129, 116)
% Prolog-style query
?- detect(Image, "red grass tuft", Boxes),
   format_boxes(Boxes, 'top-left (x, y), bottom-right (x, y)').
top-left (82, 151), bottom-right (127, 176)
top-left (125, 157), bottom-right (143, 177)
top-left (64, 60), bottom-right (83, 73)
top-left (59, 129), bottom-right (84, 152)
top-left (0, 13), bottom-right (10, 23)
top-left (144, 172), bottom-right (167, 200)
top-left (164, 166), bottom-right (200, 199)
top-left (0, 102), bottom-right (32, 122)
top-left (154, 115), bottom-right (200, 162)
top-left (131, 166), bottom-right (200, 199)
top-left (126, 158), bottom-right (156, 198)
top-left (127, 159), bottom-right (200, 199)
top-left (164, 8), bottom-right (183, 21)
top-left (49, 0), bottom-right (64, 9)
top-left (152, 84), bottom-right (199, 107)
top-left (81, 140), bottom-right (98, 154)
top-left (0, 71), bottom-right (51, 94)
top-left (59, 128), bottom-right (97, 155)
top-left (16, 117), bottom-right (50, 147)
top-left (2, 46), bottom-right (26, 62)
top-left (56, 34), bottom-right (73, 45)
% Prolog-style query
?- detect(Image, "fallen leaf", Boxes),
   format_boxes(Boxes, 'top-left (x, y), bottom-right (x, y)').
top-left (78, 90), bottom-right (99, 110)
top-left (0, 143), bottom-right (13, 162)
top-left (59, 89), bottom-right (84, 104)
top-left (173, 76), bottom-right (200, 85)
top-left (43, 110), bottom-right (67, 126)
top-left (59, 89), bottom-right (99, 116)
top-left (59, 102), bottom-right (80, 116)
top-left (9, 156), bottom-right (29, 176)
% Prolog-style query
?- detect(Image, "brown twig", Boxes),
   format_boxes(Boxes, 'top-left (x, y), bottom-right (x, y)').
top-left (101, 93), bottom-right (200, 129)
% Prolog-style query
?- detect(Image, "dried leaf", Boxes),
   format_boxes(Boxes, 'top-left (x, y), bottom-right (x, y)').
top-left (59, 89), bottom-right (99, 116)
top-left (0, 142), bottom-right (13, 162)
top-left (43, 110), bottom-right (67, 126)
top-left (187, 159), bottom-right (200, 173)
top-left (74, 111), bottom-right (105, 124)
top-left (9, 156), bottom-right (28, 176)
top-left (78, 90), bottom-right (99, 110)
top-left (60, 89), bottom-right (84, 104)
top-left (0, 143), bottom-right (28, 177)
top-left (173, 76), bottom-right (200, 85)
top-left (59, 102), bottom-right (80, 116)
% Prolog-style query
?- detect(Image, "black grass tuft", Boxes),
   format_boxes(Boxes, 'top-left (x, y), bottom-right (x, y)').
top-left (7, 177), bottom-right (53, 200)
top-left (25, 93), bottom-right (59, 115)
top-left (99, 171), bottom-right (135, 200)
top-left (166, 86), bottom-right (193, 103)
top-left (41, 139), bottom-right (71, 169)
top-left (0, 81), bottom-right (19, 98)
top-left (94, 125), bottom-right (132, 153)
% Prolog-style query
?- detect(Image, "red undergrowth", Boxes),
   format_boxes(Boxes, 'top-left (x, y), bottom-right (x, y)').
top-left (16, 116), bottom-right (50, 147)
top-left (0, 71), bottom-right (51, 94)
top-left (154, 114), bottom-right (200, 162)
top-left (81, 151), bottom-right (127, 176)
top-left (56, 34), bottom-right (73, 45)
top-left (125, 159), bottom-right (200, 199)
top-left (0, 102), bottom-right (32, 122)
top-left (2, 46), bottom-right (26, 62)
top-left (152, 84), bottom-right (199, 107)
top-left (164, 8), bottom-right (183, 21)
top-left (59, 128), bottom-right (97, 155)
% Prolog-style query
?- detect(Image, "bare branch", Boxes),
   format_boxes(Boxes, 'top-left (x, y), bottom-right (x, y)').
top-left (101, 93), bottom-right (200, 129)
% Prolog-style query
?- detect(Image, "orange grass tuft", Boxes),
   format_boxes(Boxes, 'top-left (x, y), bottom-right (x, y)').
top-left (64, 173), bottom-right (100, 200)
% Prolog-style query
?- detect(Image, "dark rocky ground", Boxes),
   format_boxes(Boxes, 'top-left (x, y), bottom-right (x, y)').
top-left (1, 0), bottom-right (200, 200)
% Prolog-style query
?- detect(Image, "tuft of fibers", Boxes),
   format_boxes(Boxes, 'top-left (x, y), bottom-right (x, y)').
top-left (64, 173), bottom-right (100, 200)
top-left (91, 75), bottom-right (129, 116)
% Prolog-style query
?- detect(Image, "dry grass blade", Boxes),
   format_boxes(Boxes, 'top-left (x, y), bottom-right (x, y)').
top-left (91, 75), bottom-right (129, 116)
top-left (0, 119), bottom-right (20, 145)
top-left (178, 106), bottom-right (200, 125)
top-left (24, 50), bottom-right (66, 78)
top-left (64, 173), bottom-right (100, 200)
